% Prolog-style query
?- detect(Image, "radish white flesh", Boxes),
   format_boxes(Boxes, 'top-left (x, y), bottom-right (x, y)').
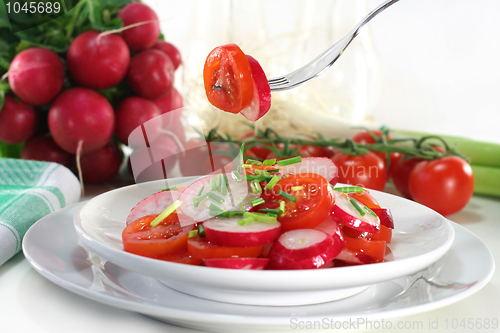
top-left (179, 174), bottom-right (260, 225)
top-left (240, 55), bottom-right (271, 121)
top-left (203, 217), bottom-right (281, 247)
top-left (126, 190), bottom-right (181, 225)
top-left (279, 157), bottom-right (338, 183)
top-left (336, 248), bottom-right (374, 265)
top-left (371, 208), bottom-right (394, 229)
top-left (203, 257), bottom-right (269, 270)
top-left (331, 192), bottom-right (381, 233)
top-left (314, 216), bottom-right (346, 259)
top-left (268, 229), bottom-right (336, 270)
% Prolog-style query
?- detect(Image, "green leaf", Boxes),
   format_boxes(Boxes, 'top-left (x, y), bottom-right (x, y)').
top-left (0, 89), bottom-right (5, 111)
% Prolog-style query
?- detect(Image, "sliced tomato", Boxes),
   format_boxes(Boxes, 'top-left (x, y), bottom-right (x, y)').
top-left (203, 44), bottom-right (254, 113)
top-left (260, 173), bottom-right (333, 232)
top-left (122, 213), bottom-right (194, 258)
top-left (350, 189), bottom-right (381, 209)
top-left (187, 236), bottom-right (264, 260)
top-left (342, 225), bottom-right (392, 243)
top-left (344, 236), bottom-right (386, 263)
top-left (157, 250), bottom-right (203, 265)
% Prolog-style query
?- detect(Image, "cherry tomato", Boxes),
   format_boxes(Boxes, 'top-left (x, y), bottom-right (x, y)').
top-left (122, 213), bottom-right (194, 258)
top-left (203, 44), bottom-right (254, 113)
top-left (408, 156), bottom-right (474, 216)
top-left (344, 237), bottom-right (386, 263)
top-left (297, 144), bottom-right (330, 157)
top-left (390, 156), bottom-right (424, 199)
top-left (157, 250), bottom-right (203, 265)
top-left (342, 225), bottom-right (392, 243)
top-left (352, 130), bottom-right (400, 171)
top-left (187, 236), bottom-right (263, 259)
top-left (331, 152), bottom-right (387, 191)
top-left (349, 189), bottom-right (381, 209)
top-left (260, 173), bottom-right (333, 232)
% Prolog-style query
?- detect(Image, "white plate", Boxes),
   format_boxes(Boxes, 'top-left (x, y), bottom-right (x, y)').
top-left (73, 178), bottom-right (455, 306)
top-left (24, 203), bottom-right (494, 332)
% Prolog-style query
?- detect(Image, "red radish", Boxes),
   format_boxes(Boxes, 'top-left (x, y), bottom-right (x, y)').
top-left (79, 141), bottom-right (122, 184)
top-left (240, 55), bottom-right (271, 121)
top-left (331, 191), bottom-right (381, 234)
top-left (279, 157), bottom-right (338, 184)
top-left (203, 217), bottom-right (281, 247)
top-left (7, 47), bottom-right (64, 105)
top-left (117, 2), bottom-right (160, 51)
top-left (152, 87), bottom-right (183, 128)
top-left (314, 216), bottom-right (346, 258)
top-left (127, 49), bottom-right (175, 99)
top-left (371, 208), bottom-right (394, 229)
top-left (21, 135), bottom-right (73, 168)
top-left (66, 30), bottom-right (130, 90)
top-left (126, 190), bottom-right (182, 225)
top-left (129, 134), bottom-right (179, 183)
top-left (115, 96), bottom-right (162, 145)
top-left (179, 174), bottom-right (259, 224)
top-left (48, 88), bottom-right (115, 154)
top-left (153, 40), bottom-right (182, 70)
top-left (335, 249), bottom-right (374, 265)
top-left (267, 229), bottom-right (337, 270)
top-left (203, 258), bottom-right (269, 270)
top-left (0, 94), bottom-right (37, 144)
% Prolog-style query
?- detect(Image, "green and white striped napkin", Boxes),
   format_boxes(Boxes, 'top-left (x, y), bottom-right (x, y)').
top-left (0, 158), bottom-right (81, 266)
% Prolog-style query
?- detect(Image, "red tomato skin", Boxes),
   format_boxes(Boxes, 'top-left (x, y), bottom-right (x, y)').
top-left (408, 156), bottom-right (474, 216)
top-left (331, 152), bottom-right (387, 191)
top-left (390, 156), bottom-right (424, 199)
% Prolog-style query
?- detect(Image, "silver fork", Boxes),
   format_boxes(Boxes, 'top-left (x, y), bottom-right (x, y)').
top-left (268, 0), bottom-right (401, 91)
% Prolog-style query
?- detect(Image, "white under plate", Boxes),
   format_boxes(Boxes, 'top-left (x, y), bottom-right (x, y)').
top-left (23, 203), bottom-right (494, 332)
top-left (73, 178), bottom-right (455, 306)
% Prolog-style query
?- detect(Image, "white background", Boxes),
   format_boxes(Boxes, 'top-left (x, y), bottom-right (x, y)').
top-left (145, 0), bottom-right (500, 143)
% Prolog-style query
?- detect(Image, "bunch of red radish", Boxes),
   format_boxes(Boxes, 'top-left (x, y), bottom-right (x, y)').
top-left (0, 2), bottom-right (183, 184)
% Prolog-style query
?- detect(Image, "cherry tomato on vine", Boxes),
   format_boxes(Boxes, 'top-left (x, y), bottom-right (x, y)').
top-left (203, 44), bottom-right (254, 113)
top-left (331, 152), bottom-right (387, 191)
top-left (390, 156), bottom-right (425, 199)
top-left (408, 156), bottom-right (474, 216)
top-left (351, 130), bottom-right (400, 171)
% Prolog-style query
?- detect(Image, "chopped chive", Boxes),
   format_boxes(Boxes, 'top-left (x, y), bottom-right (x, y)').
top-left (208, 192), bottom-right (224, 204)
top-left (238, 216), bottom-right (254, 226)
top-left (150, 200), bottom-right (183, 227)
top-left (277, 156), bottom-right (302, 167)
top-left (245, 159), bottom-right (263, 166)
top-left (266, 168), bottom-right (280, 172)
top-left (334, 186), bottom-right (364, 193)
top-left (243, 212), bottom-right (277, 223)
top-left (350, 198), bottom-right (365, 216)
top-left (291, 186), bottom-right (304, 192)
top-left (197, 224), bottom-right (206, 237)
top-left (251, 198), bottom-right (265, 207)
top-left (239, 198), bottom-right (243, 211)
top-left (193, 193), bottom-right (208, 207)
top-left (188, 229), bottom-right (198, 238)
top-left (251, 180), bottom-right (262, 194)
top-left (267, 213), bottom-right (278, 218)
top-left (242, 164), bottom-right (252, 169)
top-left (231, 170), bottom-right (244, 183)
top-left (209, 203), bottom-right (223, 213)
top-left (239, 143), bottom-right (245, 168)
top-left (217, 211), bottom-right (245, 218)
top-left (259, 208), bottom-right (283, 215)
top-left (263, 158), bottom-right (276, 166)
top-left (246, 174), bottom-right (273, 182)
top-left (364, 206), bottom-right (378, 217)
top-left (277, 190), bottom-right (297, 203)
top-left (210, 178), bottom-right (217, 191)
top-left (218, 174), bottom-right (228, 196)
top-left (255, 169), bottom-right (271, 177)
top-left (279, 200), bottom-right (285, 213)
top-left (197, 185), bottom-right (205, 196)
top-left (162, 185), bottom-right (178, 191)
top-left (264, 175), bottom-right (280, 190)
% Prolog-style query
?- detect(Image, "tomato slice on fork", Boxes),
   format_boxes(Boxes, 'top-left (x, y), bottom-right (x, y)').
top-left (203, 44), bottom-right (254, 113)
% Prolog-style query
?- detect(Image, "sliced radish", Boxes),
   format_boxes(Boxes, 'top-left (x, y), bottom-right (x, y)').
top-left (331, 192), bottom-right (380, 234)
top-left (314, 216), bottom-right (346, 258)
top-left (203, 257), bottom-right (269, 270)
top-left (179, 174), bottom-right (260, 225)
top-left (279, 157), bottom-right (338, 183)
top-left (371, 208), bottom-right (394, 229)
top-left (267, 229), bottom-right (337, 270)
top-left (335, 248), bottom-right (374, 265)
top-left (203, 217), bottom-right (281, 247)
top-left (240, 55), bottom-right (271, 121)
top-left (126, 190), bottom-right (182, 225)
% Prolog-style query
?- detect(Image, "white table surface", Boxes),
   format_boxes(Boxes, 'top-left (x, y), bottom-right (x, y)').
top-left (1, 182), bottom-right (499, 333)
